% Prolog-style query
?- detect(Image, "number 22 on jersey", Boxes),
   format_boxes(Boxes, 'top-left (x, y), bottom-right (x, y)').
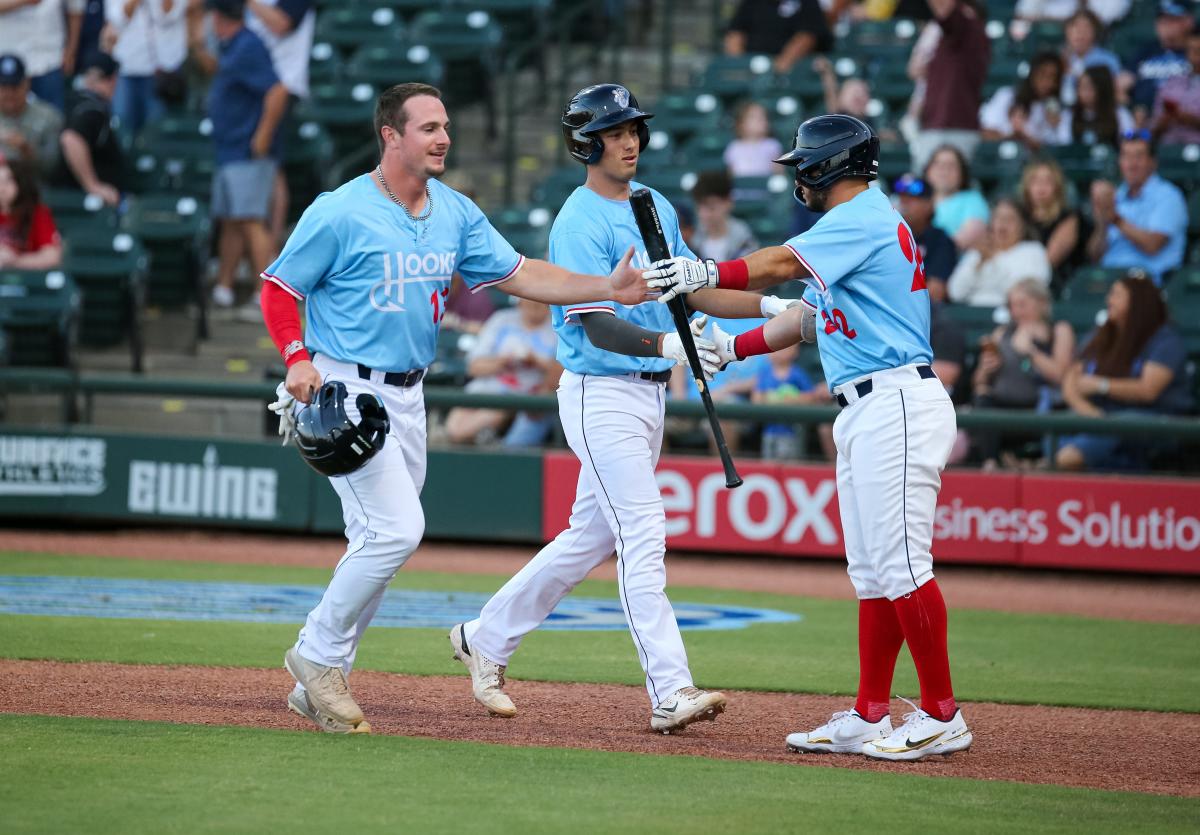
top-left (818, 221), bottom-right (926, 340)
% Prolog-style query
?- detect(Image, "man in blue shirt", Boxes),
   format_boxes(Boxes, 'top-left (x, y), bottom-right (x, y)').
top-left (1126, 1), bottom-right (1195, 119)
top-left (199, 0), bottom-right (288, 308)
top-left (1086, 132), bottom-right (1188, 284)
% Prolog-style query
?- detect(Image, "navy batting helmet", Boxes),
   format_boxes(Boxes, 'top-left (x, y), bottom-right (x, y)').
top-left (562, 83), bottom-right (653, 165)
top-left (294, 382), bottom-right (389, 477)
top-left (775, 114), bottom-right (879, 200)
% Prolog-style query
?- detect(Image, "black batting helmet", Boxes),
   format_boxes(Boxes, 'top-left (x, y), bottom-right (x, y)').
top-left (294, 382), bottom-right (390, 477)
top-left (775, 114), bottom-right (879, 200)
top-left (562, 83), bottom-right (653, 165)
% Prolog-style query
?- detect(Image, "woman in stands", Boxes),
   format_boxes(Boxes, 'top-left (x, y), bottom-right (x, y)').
top-left (1018, 158), bottom-right (1086, 296)
top-left (980, 50), bottom-right (1066, 150)
top-left (0, 154), bottom-right (62, 270)
top-left (1057, 65), bottom-right (1133, 148)
top-left (1057, 273), bottom-right (1193, 471)
top-left (924, 143), bottom-right (989, 250)
top-left (971, 278), bottom-right (1076, 469)
top-left (947, 196), bottom-right (1052, 306)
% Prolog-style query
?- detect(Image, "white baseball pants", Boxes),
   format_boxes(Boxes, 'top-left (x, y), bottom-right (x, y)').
top-left (293, 354), bottom-right (427, 674)
top-left (831, 364), bottom-right (957, 601)
top-left (465, 370), bottom-right (693, 707)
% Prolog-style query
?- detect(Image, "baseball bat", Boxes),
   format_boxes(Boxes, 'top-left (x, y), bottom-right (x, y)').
top-left (629, 188), bottom-right (743, 489)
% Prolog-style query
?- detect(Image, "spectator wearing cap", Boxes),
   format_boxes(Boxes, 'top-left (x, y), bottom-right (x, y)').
top-left (1125, 1), bottom-right (1195, 123)
top-left (0, 0), bottom-right (86, 112)
top-left (893, 173), bottom-right (958, 302)
top-left (1152, 30), bottom-right (1200, 144)
top-left (1086, 132), bottom-right (1188, 284)
top-left (980, 50), bottom-right (1066, 150)
top-left (909, 0), bottom-right (991, 170)
top-left (193, 0), bottom-right (288, 309)
top-left (723, 0), bottom-right (833, 74)
top-left (50, 52), bottom-right (124, 206)
top-left (104, 0), bottom-right (188, 136)
top-left (0, 153), bottom-right (62, 270)
top-left (1061, 8), bottom-right (1122, 106)
top-left (689, 171), bottom-right (758, 263)
top-left (0, 55), bottom-right (64, 177)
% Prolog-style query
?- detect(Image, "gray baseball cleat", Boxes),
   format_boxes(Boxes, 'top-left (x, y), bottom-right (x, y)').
top-left (650, 687), bottom-right (727, 734)
top-left (449, 623), bottom-right (516, 717)
top-left (284, 646), bottom-right (367, 729)
top-left (287, 686), bottom-right (371, 734)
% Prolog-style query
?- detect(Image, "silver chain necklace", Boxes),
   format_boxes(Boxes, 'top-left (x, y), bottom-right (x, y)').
top-left (374, 165), bottom-right (432, 222)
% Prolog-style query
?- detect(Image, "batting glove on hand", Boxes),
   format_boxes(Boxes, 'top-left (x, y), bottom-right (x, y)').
top-left (760, 295), bottom-right (805, 319)
top-left (709, 321), bottom-right (739, 370)
top-left (660, 315), bottom-right (721, 379)
top-left (644, 256), bottom-right (718, 304)
top-left (268, 382), bottom-right (298, 447)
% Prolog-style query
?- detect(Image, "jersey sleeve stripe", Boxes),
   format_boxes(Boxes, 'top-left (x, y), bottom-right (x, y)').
top-left (783, 244), bottom-right (828, 292)
top-left (261, 272), bottom-right (306, 300)
top-left (564, 305), bottom-right (616, 322)
top-left (469, 254), bottom-right (526, 294)
top-left (799, 296), bottom-right (818, 310)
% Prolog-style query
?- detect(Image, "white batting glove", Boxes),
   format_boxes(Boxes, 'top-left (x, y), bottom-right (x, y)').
top-left (644, 256), bottom-right (718, 304)
top-left (709, 321), bottom-right (740, 370)
top-left (760, 295), bottom-right (805, 319)
top-left (660, 315), bottom-right (720, 379)
top-left (268, 382), bottom-right (298, 446)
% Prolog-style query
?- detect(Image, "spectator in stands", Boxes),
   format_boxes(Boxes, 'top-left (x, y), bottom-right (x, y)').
top-left (1086, 131), bottom-right (1187, 284)
top-left (980, 51), bottom-right (1066, 150)
top-left (1059, 65), bottom-right (1134, 148)
top-left (909, 0), bottom-right (990, 170)
top-left (1014, 0), bottom-right (1128, 26)
top-left (0, 55), bottom-right (63, 177)
top-left (194, 0), bottom-right (288, 309)
top-left (1125, 1), bottom-right (1194, 124)
top-left (0, 154), bottom-right (62, 270)
top-left (689, 171), bottom-right (758, 262)
top-left (814, 57), bottom-right (898, 141)
top-left (0, 0), bottom-right (84, 112)
top-left (1152, 30), bottom-right (1200, 144)
top-left (751, 342), bottom-right (831, 461)
top-left (893, 173), bottom-right (958, 302)
top-left (1060, 8), bottom-right (1122, 105)
top-left (1018, 159), bottom-right (1085, 295)
top-left (50, 52), bottom-right (124, 206)
top-left (104, 0), bottom-right (189, 136)
top-left (723, 0), bottom-right (833, 74)
top-left (972, 278), bottom-right (1075, 468)
top-left (76, 0), bottom-right (107, 75)
top-left (442, 274), bottom-right (497, 336)
top-left (924, 143), bottom-right (988, 250)
top-left (1057, 273), bottom-right (1192, 470)
top-left (445, 298), bottom-right (560, 447)
top-left (947, 197), bottom-right (1052, 306)
top-left (723, 101), bottom-right (782, 178)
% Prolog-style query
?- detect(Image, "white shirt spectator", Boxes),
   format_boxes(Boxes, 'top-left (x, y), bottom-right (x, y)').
top-left (979, 86), bottom-right (1063, 145)
top-left (2, 0), bottom-right (86, 77)
top-left (1014, 0), bottom-right (1129, 25)
top-left (246, 0), bottom-right (315, 99)
top-left (464, 306), bottom-right (558, 395)
top-left (105, 0), bottom-right (187, 76)
top-left (947, 241), bottom-right (1052, 307)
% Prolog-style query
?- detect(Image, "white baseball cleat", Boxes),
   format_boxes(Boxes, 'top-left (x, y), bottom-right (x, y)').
top-left (449, 623), bottom-right (517, 718)
top-left (283, 646), bottom-right (367, 729)
top-left (650, 687), bottom-right (727, 734)
top-left (786, 709), bottom-right (892, 754)
top-left (861, 698), bottom-right (972, 761)
top-left (287, 685), bottom-right (371, 734)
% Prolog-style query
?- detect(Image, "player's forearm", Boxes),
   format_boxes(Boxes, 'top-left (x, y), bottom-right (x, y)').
top-left (686, 288), bottom-right (763, 319)
top-left (580, 312), bottom-right (662, 358)
top-left (504, 259), bottom-right (619, 306)
top-left (741, 246), bottom-right (812, 292)
top-left (261, 281), bottom-right (310, 366)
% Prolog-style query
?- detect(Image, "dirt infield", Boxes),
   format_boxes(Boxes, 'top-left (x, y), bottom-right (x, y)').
top-left (3, 658), bottom-right (1197, 798)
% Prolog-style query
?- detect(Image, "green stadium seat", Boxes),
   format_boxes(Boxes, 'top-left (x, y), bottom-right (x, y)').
top-left (314, 6), bottom-right (405, 55)
top-left (41, 188), bottom-right (120, 237)
top-left (754, 92), bottom-right (810, 141)
top-left (62, 230), bottom-right (149, 371)
top-left (530, 166), bottom-right (584, 207)
top-left (408, 10), bottom-right (503, 111)
top-left (464, 0), bottom-right (551, 46)
top-left (1053, 299), bottom-right (1106, 336)
top-left (631, 167), bottom-right (697, 207)
top-left (491, 204), bottom-right (554, 260)
top-left (1156, 143), bottom-right (1200, 192)
top-left (307, 42), bottom-right (342, 85)
top-left (972, 140), bottom-right (1029, 193)
top-left (696, 55), bottom-right (776, 103)
top-left (1058, 266), bottom-right (1131, 303)
top-left (763, 58), bottom-right (828, 105)
top-left (1044, 143), bottom-right (1116, 192)
top-left (680, 131), bottom-right (735, 172)
top-left (941, 303), bottom-right (1004, 348)
top-left (649, 90), bottom-right (725, 145)
top-left (134, 114), bottom-right (213, 158)
top-left (292, 81), bottom-right (378, 159)
top-left (638, 127), bottom-right (678, 168)
top-left (876, 139), bottom-right (911, 181)
top-left (281, 120), bottom-right (336, 224)
top-left (346, 43), bottom-right (445, 89)
top-left (1166, 267), bottom-right (1200, 300)
top-left (124, 194), bottom-right (212, 339)
top-left (0, 269), bottom-right (81, 368)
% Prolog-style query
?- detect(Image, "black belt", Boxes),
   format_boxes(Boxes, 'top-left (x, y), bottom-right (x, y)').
top-left (836, 364), bottom-right (935, 408)
top-left (357, 363), bottom-right (425, 388)
top-left (636, 370), bottom-right (673, 383)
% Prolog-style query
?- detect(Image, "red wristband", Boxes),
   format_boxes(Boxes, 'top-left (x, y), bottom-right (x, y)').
top-left (715, 259), bottom-right (749, 290)
top-left (733, 325), bottom-right (771, 360)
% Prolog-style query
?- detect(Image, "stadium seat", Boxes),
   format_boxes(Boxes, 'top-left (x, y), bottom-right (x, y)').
top-left (1166, 267), bottom-right (1200, 299)
top-left (134, 114), bottom-right (213, 160)
top-left (1058, 266), bottom-right (1130, 303)
top-left (1156, 143), bottom-right (1200, 192)
top-left (346, 43), bottom-right (445, 90)
top-left (62, 230), bottom-right (149, 371)
top-left (972, 140), bottom-right (1029, 193)
top-left (408, 10), bottom-right (503, 112)
top-left (281, 120), bottom-right (336, 224)
top-left (696, 54), bottom-right (775, 104)
top-left (530, 166), bottom-right (584, 207)
top-left (314, 6), bottom-right (405, 56)
top-left (0, 269), bottom-right (81, 368)
top-left (638, 128), bottom-right (678, 168)
top-left (754, 92), bottom-right (810, 140)
top-left (1053, 299), bottom-right (1106, 336)
top-left (941, 303), bottom-right (1005, 348)
top-left (462, 0), bottom-right (551, 47)
top-left (632, 166), bottom-right (697, 207)
top-left (124, 194), bottom-right (212, 339)
top-left (1044, 143), bottom-right (1116, 192)
top-left (307, 42), bottom-right (342, 85)
top-left (649, 90), bottom-right (725, 145)
top-left (41, 188), bottom-right (120, 237)
top-left (680, 131), bottom-right (735, 172)
top-left (764, 58), bottom-right (828, 105)
top-left (876, 139), bottom-right (912, 181)
top-left (491, 204), bottom-right (554, 260)
top-left (292, 81), bottom-right (378, 159)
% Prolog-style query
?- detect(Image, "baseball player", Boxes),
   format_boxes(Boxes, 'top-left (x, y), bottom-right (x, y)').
top-left (645, 115), bottom-right (972, 760)
top-left (449, 84), bottom-right (790, 733)
top-left (260, 83), bottom-right (653, 734)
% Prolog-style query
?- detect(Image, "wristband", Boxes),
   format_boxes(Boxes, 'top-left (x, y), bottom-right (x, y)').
top-left (1096, 376), bottom-right (1110, 396)
top-left (715, 259), bottom-right (749, 290)
top-left (733, 326), bottom-right (771, 360)
top-left (282, 340), bottom-right (310, 367)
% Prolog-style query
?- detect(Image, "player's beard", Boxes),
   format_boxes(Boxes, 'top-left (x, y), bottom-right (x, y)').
top-left (799, 184), bottom-right (829, 212)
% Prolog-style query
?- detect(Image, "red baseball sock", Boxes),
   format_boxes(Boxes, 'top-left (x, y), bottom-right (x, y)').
top-left (854, 597), bottom-right (905, 723)
top-left (892, 579), bottom-right (957, 721)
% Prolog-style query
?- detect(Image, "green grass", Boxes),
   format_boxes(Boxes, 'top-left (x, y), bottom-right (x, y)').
top-left (1, 715), bottom-right (1196, 835)
top-left (2, 552), bottom-right (1198, 712)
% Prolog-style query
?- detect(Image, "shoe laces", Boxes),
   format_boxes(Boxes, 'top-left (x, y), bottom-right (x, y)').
top-left (479, 656), bottom-right (506, 691)
top-left (825, 709), bottom-right (856, 727)
top-left (892, 696), bottom-right (930, 735)
top-left (676, 686), bottom-right (706, 701)
top-left (322, 666), bottom-right (351, 698)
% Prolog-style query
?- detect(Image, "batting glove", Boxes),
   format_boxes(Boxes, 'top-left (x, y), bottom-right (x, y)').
top-left (660, 315), bottom-right (721, 379)
top-left (709, 321), bottom-right (740, 370)
top-left (644, 256), bottom-right (718, 304)
top-left (760, 295), bottom-right (805, 319)
top-left (268, 382), bottom-right (298, 446)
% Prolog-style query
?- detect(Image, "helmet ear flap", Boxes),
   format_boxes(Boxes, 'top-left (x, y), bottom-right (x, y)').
top-left (354, 393), bottom-right (390, 450)
top-left (585, 133), bottom-right (603, 165)
top-left (636, 120), bottom-right (650, 153)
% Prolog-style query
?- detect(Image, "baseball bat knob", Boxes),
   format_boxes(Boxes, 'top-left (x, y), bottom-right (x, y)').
top-left (725, 475), bottom-right (743, 489)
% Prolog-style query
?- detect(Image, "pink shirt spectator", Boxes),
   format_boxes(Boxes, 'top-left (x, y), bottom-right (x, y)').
top-left (1154, 73), bottom-right (1200, 144)
top-left (723, 136), bottom-right (783, 177)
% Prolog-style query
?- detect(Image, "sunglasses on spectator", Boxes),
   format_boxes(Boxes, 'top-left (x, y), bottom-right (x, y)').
top-left (891, 175), bottom-right (930, 197)
top-left (1120, 129), bottom-right (1153, 142)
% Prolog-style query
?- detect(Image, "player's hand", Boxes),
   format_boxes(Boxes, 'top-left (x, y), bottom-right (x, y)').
top-left (644, 256), bottom-right (718, 304)
top-left (608, 246), bottom-right (654, 306)
top-left (760, 295), bottom-right (805, 319)
top-left (268, 382), bottom-right (299, 446)
top-left (285, 360), bottom-right (322, 404)
top-left (709, 320), bottom-right (739, 370)
top-left (660, 319), bottom-right (720, 379)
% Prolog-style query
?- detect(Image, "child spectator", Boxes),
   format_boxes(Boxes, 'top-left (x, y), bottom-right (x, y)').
top-left (924, 143), bottom-right (989, 249)
top-left (980, 50), bottom-right (1066, 150)
top-left (0, 154), bottom-right (62, 270)
top-left (947, 197), bottom-right (1051, 306)
top-left (689, 171), bottom-right (758, 262)
top-left (751, 342), bottom-right (829, 460)
top-left (723, 101), bottom-right (783, 178)
top-left (1059, 65), bottom-right (1134, 147)
top-left (1058, 273), bottom-right (1192, 471)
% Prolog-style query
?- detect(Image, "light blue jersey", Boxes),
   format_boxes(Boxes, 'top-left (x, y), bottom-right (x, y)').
top-left (788, 187), bottom-right (932, 389)
top-left (263, 174), bottom-right (524, 371)
top-left (550, 184), bottom-right (692, 376)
